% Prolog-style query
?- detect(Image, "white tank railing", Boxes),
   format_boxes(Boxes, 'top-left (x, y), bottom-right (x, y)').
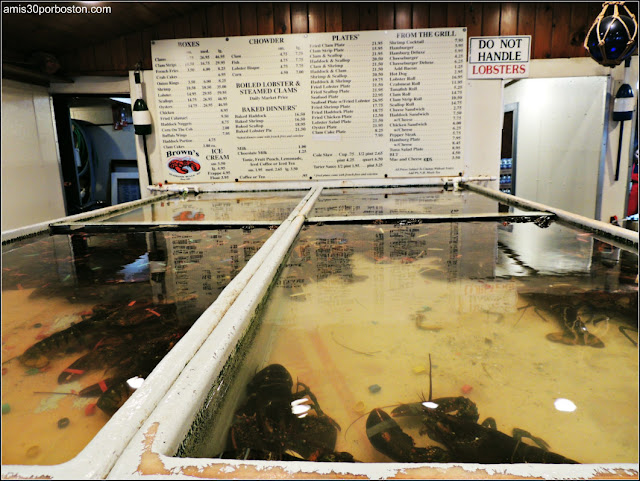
top-left (462, 182), bottom-right (639, 248)
top-left (2, 181), bottom-right (636, 480)
top-left (0, 188), bottom-right (320, 480)
top-left (1, 191), bottom-right (174, 244)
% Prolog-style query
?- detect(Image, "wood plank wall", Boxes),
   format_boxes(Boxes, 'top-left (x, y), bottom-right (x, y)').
top-left (59, 2), bottom-right (636, 76)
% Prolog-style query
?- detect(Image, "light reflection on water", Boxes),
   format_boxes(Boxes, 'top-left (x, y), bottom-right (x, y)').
top-left (1, 228), bottom-right (271, 466)
top-left (100, 191), bottom-right (307, 223)
top-left (192, 221), bottom-right (638, 464)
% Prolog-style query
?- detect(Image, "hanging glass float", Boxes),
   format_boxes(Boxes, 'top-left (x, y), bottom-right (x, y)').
top-left (584, 1), bottom-right (638, 67)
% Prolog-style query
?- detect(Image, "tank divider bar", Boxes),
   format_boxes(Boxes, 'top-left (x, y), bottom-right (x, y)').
top-left (0, 189), bottom-right (319, 480)
top-left (107, 199), bottom-right (315, 478)
top-left (48, 220), bottom-right (281, 234)
top-left (2, 192), bottom-right (176, 245)
top-left (305, 212), bottom-right (555, 225)
top-left (462, 182), bottom-right (639, 248)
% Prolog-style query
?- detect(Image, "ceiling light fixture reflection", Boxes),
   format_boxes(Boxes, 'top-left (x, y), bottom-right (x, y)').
top-left (291, 397), bottom-right (313, 417)
top-left (126, 376), bottom-right (145, 390)
top-left (291, 404), bottom-right (311, 416)
top-left (554, 398), bottom-right (577, 412)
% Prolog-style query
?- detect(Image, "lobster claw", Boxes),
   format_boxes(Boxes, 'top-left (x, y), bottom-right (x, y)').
top-left (367, 408), bottom-right (416, 462)
top-left (366, 408), bottom-right (449, 463)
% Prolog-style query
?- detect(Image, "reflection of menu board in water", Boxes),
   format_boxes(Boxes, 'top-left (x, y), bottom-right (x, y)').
top-left (152, 28), bottom-right (465, 183)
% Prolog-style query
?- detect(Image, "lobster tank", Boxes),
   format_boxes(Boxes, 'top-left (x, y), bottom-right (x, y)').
top-left (106, 183), bottom-right (638, 480)
top-left (0, 189), bottom-right (311, 478)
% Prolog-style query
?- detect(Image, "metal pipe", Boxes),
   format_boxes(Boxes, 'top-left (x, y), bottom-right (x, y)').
top-left (2, 191), bottom-right (175, 244)
top-left (49, 220), bottom-right (282, 234)
top-left (108, 212), bottom-right (311, 478)
top-left (306, 211), bottom-right (554, 225)
top-left (462, 182), bottom-right (639, 247)
top-left (145, 176), bottom-right (497, 194)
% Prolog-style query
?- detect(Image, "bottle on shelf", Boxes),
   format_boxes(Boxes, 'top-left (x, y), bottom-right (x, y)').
top-left (133, 72), bottom-right (152, 136)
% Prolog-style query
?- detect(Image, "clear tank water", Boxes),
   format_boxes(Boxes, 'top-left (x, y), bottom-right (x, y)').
top-left (179, 220), bottom-right (638, 464)
top-left (1, 227), bottom-right (272, 465)
top-left (3, 187), bottom-right (637, 468)
top-left (96, 191), bottom-right (307, 223)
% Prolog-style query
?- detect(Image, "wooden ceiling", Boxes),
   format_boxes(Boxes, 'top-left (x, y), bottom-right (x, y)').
top-left (2, 1), bottom-right (203, 83)
top-left (2, 2), bottom-right (638, 84)
top-left (2, 2), bottom-right (201, 59)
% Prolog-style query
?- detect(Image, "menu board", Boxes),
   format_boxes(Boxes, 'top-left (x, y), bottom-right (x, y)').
top-left (152, 28), bottom-right (466, 183)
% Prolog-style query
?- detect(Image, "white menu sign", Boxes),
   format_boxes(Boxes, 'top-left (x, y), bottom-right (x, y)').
top-left (152, 28), bottom-right (466, 183)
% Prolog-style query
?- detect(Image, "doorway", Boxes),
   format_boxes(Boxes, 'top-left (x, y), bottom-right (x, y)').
top-left (52, 94), bottom-right (139, 216)
top-left (501, 102), bottom-right (518, 197)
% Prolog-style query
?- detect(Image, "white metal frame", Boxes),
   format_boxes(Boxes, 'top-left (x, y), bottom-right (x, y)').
top-left (1, 180), bottom-right (637, 480)
top-left (1, 187), bottom-right (318, 479)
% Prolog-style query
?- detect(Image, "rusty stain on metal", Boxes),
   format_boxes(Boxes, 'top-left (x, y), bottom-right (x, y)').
top-left (132, 424), bottom-right (638, 480)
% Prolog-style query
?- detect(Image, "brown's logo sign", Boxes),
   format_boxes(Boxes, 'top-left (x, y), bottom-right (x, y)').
top-left (167, 156), bottom-right (201, 175)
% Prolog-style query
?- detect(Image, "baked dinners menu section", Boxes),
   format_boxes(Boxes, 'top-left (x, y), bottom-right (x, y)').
top-left (152, 28), bottom-right (465, 182)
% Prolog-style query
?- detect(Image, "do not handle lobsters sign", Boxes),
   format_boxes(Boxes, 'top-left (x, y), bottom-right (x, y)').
top-left (468, 36), bottom-right (531, 79)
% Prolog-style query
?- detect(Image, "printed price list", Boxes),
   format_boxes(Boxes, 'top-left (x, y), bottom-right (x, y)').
top-left (152, 28), bottom-right (466, 182)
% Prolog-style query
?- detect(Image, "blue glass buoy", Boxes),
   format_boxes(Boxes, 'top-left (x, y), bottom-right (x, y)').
top-left (585, 4), bottom-right (638, 67)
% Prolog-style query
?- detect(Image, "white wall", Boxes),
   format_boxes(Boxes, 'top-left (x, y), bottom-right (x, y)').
top-left (1, 79), bottom-right (66, 231)
top-left (503, 76), bottom-right (609, 219)
top-left (508, 57), bottom-right (639, 221)
top-left (464, 79), bottom-right (503, 182)
top-left (601, 57), bottom-right (638, 222)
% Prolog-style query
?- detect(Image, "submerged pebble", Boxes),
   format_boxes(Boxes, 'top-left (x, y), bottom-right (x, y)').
top-left (57, 417), bottom-right (70, 429)
top-left (2, 403), bottom-right (10, 414)
top-left (461, 384), bottom-right (473, 395)
top-left (26, 446), bottom-right (40, 458)
top-left (25, 368), bottom-right (40, 376)
top-left (368, 384), bottom-right (381, 394)
top-left (412, 365), bottom-right (426, 374)
top-left (353, 401), bottom-right (365, 414)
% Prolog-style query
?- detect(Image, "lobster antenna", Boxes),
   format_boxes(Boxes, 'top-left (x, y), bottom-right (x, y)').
top-left (428, 353), bottom-right (433, 402)
top-left (2, 356), bottom-right (17, 365)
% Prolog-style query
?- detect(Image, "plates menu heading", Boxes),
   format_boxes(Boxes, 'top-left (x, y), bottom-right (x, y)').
top-left (152, 28), bottom-right (466, 182)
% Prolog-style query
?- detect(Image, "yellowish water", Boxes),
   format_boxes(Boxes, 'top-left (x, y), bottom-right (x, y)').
top-left (261, 260), bottom-right (638, 463)
top-left (1, 228), bottom-right (271, 466)
top-left (204, 222), bottom-right (638, 464)
top-left (1, 289), bottom-right (109, 465)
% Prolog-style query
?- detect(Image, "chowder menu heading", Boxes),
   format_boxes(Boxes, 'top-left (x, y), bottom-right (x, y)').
top-left (152, 28), bottom-right (466, 182)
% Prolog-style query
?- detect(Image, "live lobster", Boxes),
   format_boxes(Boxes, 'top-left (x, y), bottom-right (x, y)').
top-left (222, 364), bottom-right (358, 462)
top-left (366, 355), bottom-right (578, 464)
